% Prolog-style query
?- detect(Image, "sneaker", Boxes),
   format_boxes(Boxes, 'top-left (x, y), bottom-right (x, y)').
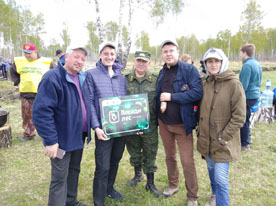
top-left (188, 200), bottom-right (198, 206)
top-left (241, 145), bottom-right (250, 151)
top-left (163, 186), bottom-right (179, 197)
top-left (106, 188), bottom-right (123, 201)
top-left (205, 194), bottom-right (216, 206)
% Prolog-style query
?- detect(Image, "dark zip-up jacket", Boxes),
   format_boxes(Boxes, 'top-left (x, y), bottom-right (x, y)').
top-left (86, 60), bottom-right (127, 129)
top-left (32, 63), bottom-right (92, 152)
top-left (157, 61), bottom-right (203, 135)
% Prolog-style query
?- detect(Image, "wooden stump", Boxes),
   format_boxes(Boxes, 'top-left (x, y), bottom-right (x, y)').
top-left (258, 106), bottom-right (274, 123)
top-left (0, 124), bottom-right (12, 148)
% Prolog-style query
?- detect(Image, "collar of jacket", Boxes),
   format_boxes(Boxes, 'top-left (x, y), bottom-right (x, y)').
top-left (128, 70), bottom-right (152, 82)
top-left (243, 57), bottom-right (254, 64)
top-left (206, 69), bottom-right (235, 82)
top-left (58, 63), bottom-right (87, 88)
top-left (96, 60), bottom-right (121, 77)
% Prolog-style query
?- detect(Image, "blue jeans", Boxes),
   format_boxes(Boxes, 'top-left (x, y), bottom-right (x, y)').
top-left (93, 135), bottom-right (125, 206)
top-left (206, 157), bottom-right (229, 206)
top-left (240, 98), bottom-right (258, 146)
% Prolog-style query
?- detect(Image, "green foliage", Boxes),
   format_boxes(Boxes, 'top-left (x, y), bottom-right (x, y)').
top-left (151, 0), bottom-right (185, 24)
top-left (240, 0), bottom-right (264, 43)
top-left (60, 23), bottom-right (71, 51)
top-left (135, 31), bottom-right (151, 52)
top-left (104, 21), bottom-right (119, 42)
top-left (86, 21), bottom-right (100, 58)
top-left (122, 26), bottom-right (128, 47)
top-left (0, 0), bottom-right (46, 56)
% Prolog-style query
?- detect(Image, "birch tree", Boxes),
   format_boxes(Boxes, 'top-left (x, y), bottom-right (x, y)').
top-left (90, 0), bottom-right (186, 68)
top-left (240, 0), bottom-right (263, 43)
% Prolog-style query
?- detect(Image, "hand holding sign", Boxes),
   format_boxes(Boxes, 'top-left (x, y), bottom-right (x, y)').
top-left (95, 128), bottom-right (109, 141)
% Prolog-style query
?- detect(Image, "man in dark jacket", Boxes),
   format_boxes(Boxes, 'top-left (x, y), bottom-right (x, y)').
top-left (32, 44), bottom-right (91, 206)
top-left (56, 49), bottom-right (66, 66)
top-left (156, 40), bottom-right (203, 206)
top-left (86, 42), bottom-right (127, 206)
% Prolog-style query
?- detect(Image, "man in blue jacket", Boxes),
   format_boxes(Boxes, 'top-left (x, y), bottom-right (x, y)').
top-left (86, 42), bottom-right (127, 206)
top-left (239, 44), bottom-right (262, 151)
top-left (156, 40), bottom-right (203, 206)
top-left (32, 44), bottom-right (91, 206)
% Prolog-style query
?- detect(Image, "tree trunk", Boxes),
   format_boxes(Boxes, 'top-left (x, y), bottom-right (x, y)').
top-left (94, 0), bottom-right (104, 43)
top-left (0, 124), bottom-right (12, 148)
top-left (122, 0), bottom-right (133, 69)
top-left (117, 0), bottom-right (125, 64)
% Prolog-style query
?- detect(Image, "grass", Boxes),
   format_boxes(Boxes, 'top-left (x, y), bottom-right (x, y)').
top-left (0, 68), bottom-right (276, 206)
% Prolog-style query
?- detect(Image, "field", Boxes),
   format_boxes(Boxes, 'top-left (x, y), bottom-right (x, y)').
top-left (0, 65), bottom-right (276, 206)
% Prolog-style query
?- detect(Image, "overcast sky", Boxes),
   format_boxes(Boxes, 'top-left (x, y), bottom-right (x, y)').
top-left (15, 0), bottom-right (276, 48)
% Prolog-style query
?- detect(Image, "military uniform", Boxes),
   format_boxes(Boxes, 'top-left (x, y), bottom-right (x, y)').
top-left (125, 71), bottom-right (158, 173)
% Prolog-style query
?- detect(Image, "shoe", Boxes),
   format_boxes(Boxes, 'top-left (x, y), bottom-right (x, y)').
top-left (66, 200), bottom-right (87, 206)
top-left (163, 186), bottom-right (179, 197)
top-left (145, 173), bottom-right (164, 197)
top-left (129, 166), bottom-right (144, 186)
top-left (241, 145), bottom-right (250, 151)
top-left (188, 200), bottom-right (198, 206)
top-left (21, 137), bottom-right (33, 142)
top-left (76, 202), bottom-right (87, 206)
top-left (106, 188), bottom-right (123, 201)
top-left (205, 194), bottom-right (216, 206)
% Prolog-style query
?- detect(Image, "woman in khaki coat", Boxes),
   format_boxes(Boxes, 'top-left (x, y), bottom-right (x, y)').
top-left (197, 48), bottom-right (246, 206)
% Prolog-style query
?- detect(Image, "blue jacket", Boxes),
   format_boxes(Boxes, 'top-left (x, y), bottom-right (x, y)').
top-left (239, 57), bottom-right (262, 99)
top-left (32, 63), bottom-right (92, 152)
top-left (157, 61), bottom-right (203, 135)
top-left (86, 60), bottom-right (127, 129)
top-left (58, 54), bottom-right (66, 66)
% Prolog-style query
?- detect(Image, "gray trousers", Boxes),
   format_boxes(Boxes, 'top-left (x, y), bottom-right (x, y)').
top-left (48, 148), bottom-right (83, 206)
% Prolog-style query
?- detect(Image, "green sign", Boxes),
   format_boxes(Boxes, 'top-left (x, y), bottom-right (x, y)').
top-left (99, 94), bottom-right (150, 138)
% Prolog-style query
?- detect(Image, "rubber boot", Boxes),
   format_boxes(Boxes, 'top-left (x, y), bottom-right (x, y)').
top-left (145, 173), bottom-right (163, 197)
top-left (128, 166), bottom-right (144, 186)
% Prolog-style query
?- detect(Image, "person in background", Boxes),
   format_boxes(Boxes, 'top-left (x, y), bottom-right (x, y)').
top-left (125, 51), bottom-right (163, 197)
top-left (32, 44), bottom-right (91, 206)
top-left (10, 43), bottom-right (51, 142)
top-left (156, 40), bottom-right (203, 206)
top-left (180, 54), bottom-right (193, 64)
top-left (86, 42), bottom-right (127, 206)
top-left (56, 49), bottom-right (66, 66)
top-left (239, 44), bottom-right (262, 151)
top-left (273, 87), bottom-right (276, 119)
top-left (197, 48), bottom-right (246, 206)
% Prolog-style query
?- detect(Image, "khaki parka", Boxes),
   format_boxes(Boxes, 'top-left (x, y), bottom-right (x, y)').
top-left (197, 69), bottom-right (246, 162)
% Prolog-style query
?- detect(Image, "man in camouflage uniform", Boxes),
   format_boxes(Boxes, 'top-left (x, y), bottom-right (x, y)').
top-left (125, 51), bottom-right (163, 197)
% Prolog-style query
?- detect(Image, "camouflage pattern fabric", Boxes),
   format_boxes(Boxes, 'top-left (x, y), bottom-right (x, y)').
top-left (21, 98), bottom-right (36, 138)
top-left (125, 70), bottom-right (158, 173)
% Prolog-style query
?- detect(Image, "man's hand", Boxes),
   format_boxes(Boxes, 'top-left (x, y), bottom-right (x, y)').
top-left (45, 143), bottom-right (59, 158)
top-left (95, 128), bottom-right (109, 141)
top-left (160, 92), bottom-right (171, 102)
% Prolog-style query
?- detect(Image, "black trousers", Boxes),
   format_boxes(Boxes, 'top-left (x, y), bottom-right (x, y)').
top-left (48, 133), bottom-right (86, 206)
top-left (93, 135), bottom-right (125, 206)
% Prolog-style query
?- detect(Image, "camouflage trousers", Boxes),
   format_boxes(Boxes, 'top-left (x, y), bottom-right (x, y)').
top-left (125, 126), bottom-right (158, 174)
top-left (21, 98), bottom-right (36, 138)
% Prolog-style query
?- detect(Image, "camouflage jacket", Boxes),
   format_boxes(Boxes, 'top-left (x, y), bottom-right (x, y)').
top-left (125, 70), bottom-right (158, 126)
